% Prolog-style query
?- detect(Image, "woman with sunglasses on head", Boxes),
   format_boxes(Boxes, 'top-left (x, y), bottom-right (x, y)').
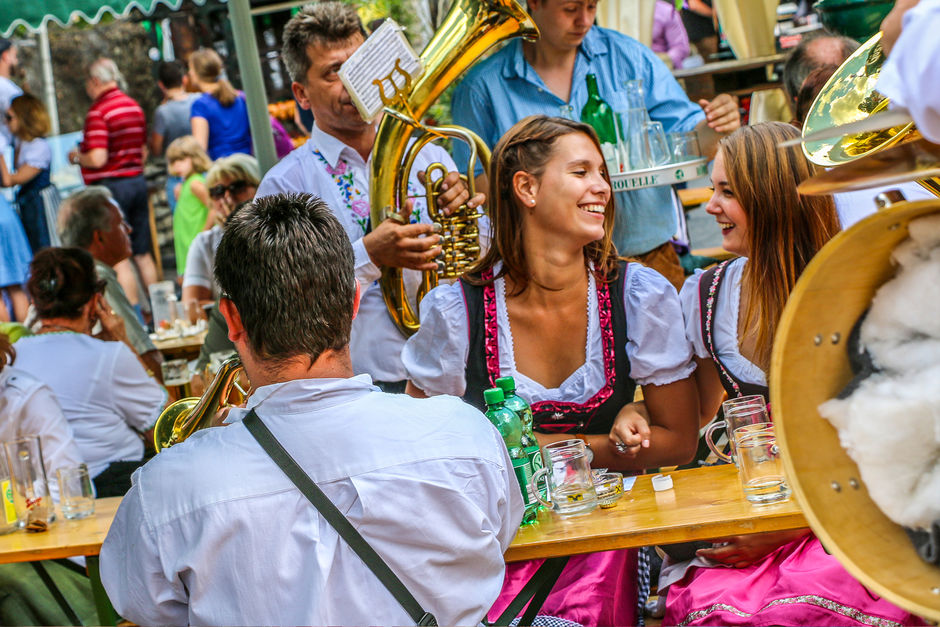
top-left (13, 248), bottom-right (166, 497)
top-left (403, 115), bottom-right (699, 626)
top-left (181, 153), bottom-right (260, 306)
top-left (662, 122), bottom-right (923, 626)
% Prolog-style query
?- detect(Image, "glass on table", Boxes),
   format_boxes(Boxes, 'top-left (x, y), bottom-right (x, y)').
top-left (529, 439), bottom-right (598, 517)
top-left (3, 435), bottom-right (55, 531)
top-left (735, 425), bottom-right (792, 505)
top-left (56, 464), bottom-right (95, 520)
top-left (705, 394), bottom-right (771, 466)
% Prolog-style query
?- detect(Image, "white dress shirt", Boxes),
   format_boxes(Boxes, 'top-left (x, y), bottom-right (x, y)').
top-left (878, 0), bottom-right (940, 143)
top-left (679, 257), bottom-right (766, 387)
top-left (402, 262), bottom-right (696, 398)
top-left (13, 333), bottom-right (166, 477)
top-left (256, 124), bottom-right (489, 381)
top-left (100, 375), bottom-right (523, 626)
top-left (0, 366), bottom-right (84, 488)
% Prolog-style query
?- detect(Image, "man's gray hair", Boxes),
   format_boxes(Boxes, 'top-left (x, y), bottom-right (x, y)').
top-left (782, 31), bottom-right (859, 103)
top-left (281, 2), bottom-right (366, 84)
top-left (88, 57), bottom-right (128, 92)
top-left (58, 186), bottom-right (116, 249)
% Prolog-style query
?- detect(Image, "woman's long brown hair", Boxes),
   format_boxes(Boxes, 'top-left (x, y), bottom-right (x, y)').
top-left (189, 49), bottom-right (239, 107)
top-left (468, 115), bottom-right (619, 295)
top-left (720, 122), bottom-right (840, 370)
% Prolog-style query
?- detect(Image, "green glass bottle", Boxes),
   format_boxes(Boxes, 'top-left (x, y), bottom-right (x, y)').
top-left (495, 376), bottom-right (543, 477)
top-left (484, 387), bottom-right (537, 524)
top-left (580, 74), bottom-right (619, 146)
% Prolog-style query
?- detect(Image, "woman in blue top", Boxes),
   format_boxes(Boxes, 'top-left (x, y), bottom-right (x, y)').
top-left (188, 49), bottom-right (253, 160)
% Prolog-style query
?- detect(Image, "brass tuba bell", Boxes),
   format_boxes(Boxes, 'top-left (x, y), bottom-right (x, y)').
top-left (800, 32), bottom-right (940, 196)
top-left (369, 0), bottom-right (538, 337)
top-left (153, 356), bottom-right (246, 452)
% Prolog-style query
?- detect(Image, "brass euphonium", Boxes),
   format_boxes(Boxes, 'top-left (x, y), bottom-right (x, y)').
top-left (369, 0), bottom-right (538, 337)
top-left (800, 32), bottom-right (940, 196)
top-left (153, 356), bottom-right (245, 452)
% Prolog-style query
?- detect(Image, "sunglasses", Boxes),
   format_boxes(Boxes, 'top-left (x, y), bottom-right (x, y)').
top-left (209, 180), bottom-right (250, 200)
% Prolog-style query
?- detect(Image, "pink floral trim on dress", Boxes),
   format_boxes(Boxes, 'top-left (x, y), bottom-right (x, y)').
top-left (481, 270), bottom-right (618, 433)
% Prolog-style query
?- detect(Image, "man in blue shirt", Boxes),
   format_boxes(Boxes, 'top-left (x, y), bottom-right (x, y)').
top-left (452, 0), bottom-right (740, 289)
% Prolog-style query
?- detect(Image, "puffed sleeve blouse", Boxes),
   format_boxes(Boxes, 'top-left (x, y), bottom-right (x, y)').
top-left (402, 262), bottom-right (695, 400)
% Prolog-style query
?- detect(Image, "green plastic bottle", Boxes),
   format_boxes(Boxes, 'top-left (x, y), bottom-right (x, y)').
top-left (495, 376), bottom-right (543, 477)
top-left (484, 387), bottom-right (537, 524)
top-left (580, 74), bottom-right (619, 146)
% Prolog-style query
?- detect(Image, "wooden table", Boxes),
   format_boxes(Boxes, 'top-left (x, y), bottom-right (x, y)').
top-left (0, 497), bottom-right (122, 625)
top-left (152, 330), bottom-right (207, 361)
top-left (507, 464), bottom-right (805, 561)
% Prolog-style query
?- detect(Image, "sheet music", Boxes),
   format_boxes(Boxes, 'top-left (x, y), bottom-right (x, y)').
top-left (339, 20), bottom-right (423, 122)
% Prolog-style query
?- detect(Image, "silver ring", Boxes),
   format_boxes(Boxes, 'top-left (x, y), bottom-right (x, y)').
top-left (615, 442), bottom-right (628, 453)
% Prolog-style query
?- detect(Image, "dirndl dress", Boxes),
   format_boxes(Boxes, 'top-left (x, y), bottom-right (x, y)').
top-left (0, 194), bottom-right (31, 288)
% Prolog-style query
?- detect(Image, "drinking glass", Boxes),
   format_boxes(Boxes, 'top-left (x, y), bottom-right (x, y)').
top-left (735, 425), bottom-right (792, 505)
top-left (625, 108), bottom-right (652, 169)
top-left (644, 121), bottom-right (670, 166)
top-left (148, 281), bottom-right (176, 332)
top-left (56, 464), bottom-right (95, 520)
top-left (529, 439), bottom-right (598, 517)
top-left (3, 435), bottom-right (55, 530)
top-left (705, 395), bottom-right (771, 465)
top-left (593, 472), bottom-right (624, 509)
top-left (667, 130), bottom-right (703, 163)
top-left (0, 452), bottom-right (18, 534)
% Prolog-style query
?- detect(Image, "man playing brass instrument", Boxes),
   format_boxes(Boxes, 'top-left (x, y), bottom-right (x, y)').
top-left (256, 2), bottom-right (485, 391)
top-left (100, 193), bottom-right (522, 625)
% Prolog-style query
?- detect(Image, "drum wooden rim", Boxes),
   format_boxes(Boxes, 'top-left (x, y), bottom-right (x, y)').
top-left (770, 199), bottom-right (940, 621)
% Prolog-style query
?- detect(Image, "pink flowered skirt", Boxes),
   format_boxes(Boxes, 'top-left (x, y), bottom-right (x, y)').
top-left (664, 534), bottom-right (928, 626)
top-left (486, 549), bottom-right (637, 627)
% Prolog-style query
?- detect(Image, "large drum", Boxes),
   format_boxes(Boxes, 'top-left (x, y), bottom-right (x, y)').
top-left (770, 198), bottom-right (940, 621)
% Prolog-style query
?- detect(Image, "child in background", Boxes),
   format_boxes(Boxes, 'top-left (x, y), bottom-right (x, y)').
top-left (0, 93), bottom-right (61, 251)
top-left (166, 136), bottom-right (212, 278)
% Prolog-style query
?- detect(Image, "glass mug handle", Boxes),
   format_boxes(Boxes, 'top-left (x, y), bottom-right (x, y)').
top-left (529, 467), bottom-right (553, 509)
top-left (704, 420), bottom-right (733, 463)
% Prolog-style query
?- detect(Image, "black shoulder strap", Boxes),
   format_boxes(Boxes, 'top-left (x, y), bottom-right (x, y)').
top-left (242, 409), bottom-right (437, 626)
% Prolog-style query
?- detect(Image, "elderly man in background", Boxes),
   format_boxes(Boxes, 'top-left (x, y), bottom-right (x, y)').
top-left (783, 28), bottom-right (934, 227)
top-left (69, 58), bottom-right (158, 309)
top-left (781, 30), bottom-right (858, 117)
top-left (58, 186), bottom-right (164, 381)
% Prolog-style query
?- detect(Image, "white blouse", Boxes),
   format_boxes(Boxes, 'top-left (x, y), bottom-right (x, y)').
top-left (13, 333), bottom-right (167, 477)
top-left (678, 257), bottom-right (766, 387)
top-left (16, 137), bottom-right (51, 170)
top-left (402, 262), bottom-right (695, 400)
top-left (0, 366), bottom-right (84, 485)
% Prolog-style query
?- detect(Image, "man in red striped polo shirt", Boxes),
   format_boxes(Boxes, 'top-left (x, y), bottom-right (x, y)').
top-left (69, 58), bottom-right (158, 296)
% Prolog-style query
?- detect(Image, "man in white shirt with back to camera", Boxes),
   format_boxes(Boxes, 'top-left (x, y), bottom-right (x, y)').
top-left (100, 192), bottom-right (523, 626)
top-left (255, 2), bottom-right (485, 392)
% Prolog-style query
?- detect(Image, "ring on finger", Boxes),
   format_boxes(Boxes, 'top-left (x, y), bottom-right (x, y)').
top-left (615, 442), bottom-right (628, 453)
